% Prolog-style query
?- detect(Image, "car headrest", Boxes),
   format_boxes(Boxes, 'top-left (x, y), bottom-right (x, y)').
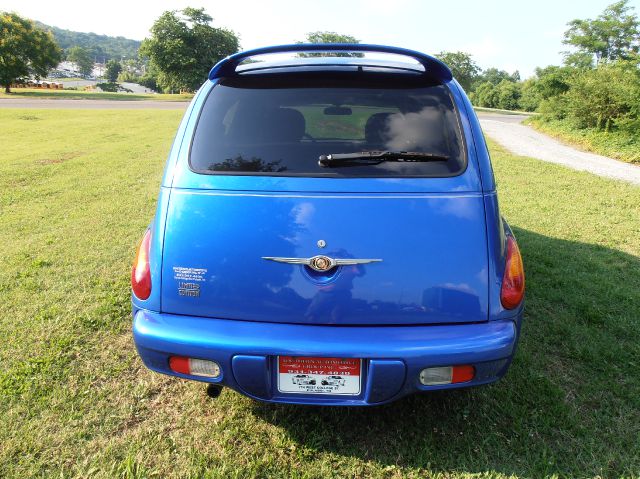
top-left (228, 106), bottom-right (306, 143)
top-left (365, 112), bottom-right (394, 146)
top-left (266, 108), bottom-right (306, 142)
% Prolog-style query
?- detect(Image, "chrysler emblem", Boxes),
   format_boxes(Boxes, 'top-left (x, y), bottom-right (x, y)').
top-left (310, 255), bottom-right (332, 272)
top-left (262, 255), bottom-right (382, 272)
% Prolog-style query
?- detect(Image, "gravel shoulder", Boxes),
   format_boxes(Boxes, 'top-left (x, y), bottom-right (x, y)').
top-left (478, 112), bottom-right (640, 186)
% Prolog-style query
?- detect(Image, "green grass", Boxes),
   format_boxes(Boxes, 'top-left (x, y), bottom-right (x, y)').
top-left (1, 109), bottom-right (639, 478)
top-left (0, 88), bottom-right (193, 101)
top-left (528, 116), bottom-right (640, 164)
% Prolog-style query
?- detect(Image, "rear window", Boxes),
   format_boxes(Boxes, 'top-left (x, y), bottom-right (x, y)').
top-left (189, 73), bottom-right (465, 177)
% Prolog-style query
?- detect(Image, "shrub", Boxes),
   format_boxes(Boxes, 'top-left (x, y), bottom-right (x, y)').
top-left (96, 82), bottom-right (118, 92)
top-left (96, 82), bottom-right (133, 93)
top-left (534, 65), bottom-right (575, 100)
top-left (137, 74), bottom-right (158, 92)
top-left (565, 62), bottom-right (640, 131)
top-left (472, 81), bottom-right (499, 108)
top-left (495, 80), bottom-right (521, 110)
top-left (117, 71), bottom-right (139, 83)
top-left (519, 78), bottom-right (542, 111)
top-left (538, 95), bottom-right (570, 120)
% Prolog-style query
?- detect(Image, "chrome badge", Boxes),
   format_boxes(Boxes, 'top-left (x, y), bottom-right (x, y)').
top-left (310, 255), bottom-right (332, 272)
top-left (262, 255), bottom-right (382, 272)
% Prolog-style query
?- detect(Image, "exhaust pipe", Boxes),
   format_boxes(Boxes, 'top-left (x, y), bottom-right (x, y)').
top-left (206, 384), bottom-right (223, 399)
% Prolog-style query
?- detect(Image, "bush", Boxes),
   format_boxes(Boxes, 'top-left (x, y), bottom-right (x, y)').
top-left (533, 66), bottom-right (574, 100)
top-left (116, 71), bottom-right (158, 92)
top-left (117, 71), bottom-right (139, 83)
top-left (137, 74), bottom-right (158, 92)
top-left (96, 82), bottom-right (118, 92)
top-left (470, 80), bottom-right (522, 110)
top-left (564, 62), bottom-right (640, 131)
top-left (537, 95), bottom-right (570, 120)
top-left (495, 80), bottom-right (521, 110)
top-left (96, 82), bottom-right (133, 93)
top-left (519, 78), bottom-right (542, 112)
top-left (471, 81), bottom-right (499, 108)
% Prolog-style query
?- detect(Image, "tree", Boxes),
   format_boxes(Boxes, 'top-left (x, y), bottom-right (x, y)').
top-left (140, 7), bottom-right (239, 92)
top-left (436, 51), bottom-right (480, 92)
top-left (0, 12), bottom-right (61, 93)
top-left (533, 65), bottom-right (574, 99)
top-left (304, 31), bottom-right (360, 44)
top-left (471, 81), bottom-right (499, 108)
top-left (477, 67), bottom-right (519, 86)
top-left (495, 80), bottom-right (521, 110)
top-left (67, 46), bottom-right (94, 77)
top-left (33, 21), bottom-right (141, 61)
top-left (563, 51), bottom-right (595, 69)
top-left (519, 78), bottom-right (542, 112)
top-left (563, 0), bottom-right (640, 65)
top-left (297, 31), bottom-right (362, 57)
top-left (105, 59), bottom-right (122, 83)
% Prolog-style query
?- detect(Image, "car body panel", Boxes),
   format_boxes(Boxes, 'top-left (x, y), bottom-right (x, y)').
top-left (160, 189), bottom-right (490, 325)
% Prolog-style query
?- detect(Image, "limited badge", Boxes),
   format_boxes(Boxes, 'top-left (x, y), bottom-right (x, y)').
top-left (173, 266), bottom-right (207, 298)
top-left (178, 282), bottom-right (200, 297)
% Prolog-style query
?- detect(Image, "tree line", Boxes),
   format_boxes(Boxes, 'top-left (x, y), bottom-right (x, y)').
top-left (450, 0), bottom-right (639, 140)
top-left (2, 0), bottom-right (639, 143)
top-left (34, 21), bottom-right (140, 62)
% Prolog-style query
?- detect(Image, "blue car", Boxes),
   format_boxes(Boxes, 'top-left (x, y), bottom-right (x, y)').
top-left (131, 44), bottom-right (525, 406)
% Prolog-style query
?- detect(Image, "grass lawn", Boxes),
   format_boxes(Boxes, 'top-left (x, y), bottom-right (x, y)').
top-left (527, 117), bottom-right (640, 164)
top-left (1, 108), bottom-right (639, 478)
top-left (0, 88), bottom-right (193, 102)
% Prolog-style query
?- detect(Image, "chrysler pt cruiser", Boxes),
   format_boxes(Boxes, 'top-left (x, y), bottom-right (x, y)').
top-left (131, 44), bottom-right (525, 406)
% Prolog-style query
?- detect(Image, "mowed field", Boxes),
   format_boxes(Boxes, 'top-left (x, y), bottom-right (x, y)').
top-left (0, 89), bottom-right (193, 101)
top-left (1, 108), bottom-right (639, 478)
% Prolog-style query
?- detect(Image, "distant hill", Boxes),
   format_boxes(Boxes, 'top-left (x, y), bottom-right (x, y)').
top-left (34, 21), bottom-right (141, 61)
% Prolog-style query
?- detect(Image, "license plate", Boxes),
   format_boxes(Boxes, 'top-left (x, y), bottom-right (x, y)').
top-left (277, 356), bottom-right (362, 395)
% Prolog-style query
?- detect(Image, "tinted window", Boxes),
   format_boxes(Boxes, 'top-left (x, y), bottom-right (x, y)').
top-left (190, 74), bottom-right (465, 177)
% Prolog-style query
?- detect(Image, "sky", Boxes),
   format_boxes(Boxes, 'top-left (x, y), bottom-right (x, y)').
top-left (2, 0), bottom-right (639, 78)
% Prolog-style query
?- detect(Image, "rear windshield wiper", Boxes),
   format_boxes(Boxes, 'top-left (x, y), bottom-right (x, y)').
top-left (318, 150), bottom-right (449, 168)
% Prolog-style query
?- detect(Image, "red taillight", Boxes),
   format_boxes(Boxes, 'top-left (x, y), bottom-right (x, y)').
top-left (131, 229), bottom-right (152, 300)
top-left (451, 365), bottom-right (475, 383)
top-left (168, 356), bottom-right (190, 374)
top-left (500, 236), bottom-right (525, 309)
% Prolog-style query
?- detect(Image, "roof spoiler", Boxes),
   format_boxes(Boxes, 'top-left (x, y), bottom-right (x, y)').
top-left (208, 43), bottom-right (453, 82)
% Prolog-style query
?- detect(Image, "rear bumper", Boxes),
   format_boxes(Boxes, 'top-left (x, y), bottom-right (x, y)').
top-left (133, 308), bottom-right (520, 405)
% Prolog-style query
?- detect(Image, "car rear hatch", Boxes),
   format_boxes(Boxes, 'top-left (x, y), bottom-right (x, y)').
top-left (161, 66), bottom-right (488, 326)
